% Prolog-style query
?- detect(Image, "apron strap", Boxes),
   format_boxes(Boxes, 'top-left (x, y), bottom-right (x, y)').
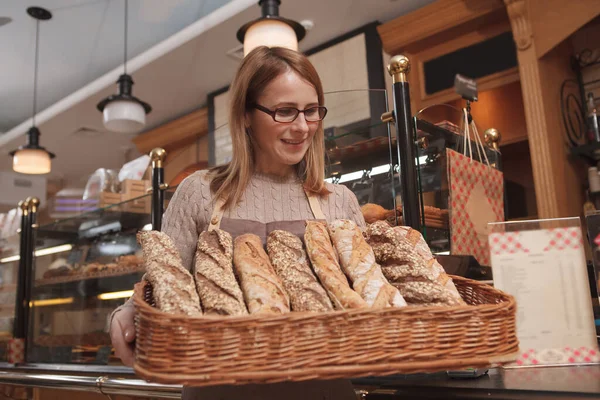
top-left (305, 189), bottom-right (326, 220)
top-left (208, 197), bottom-right (226, 231)
top-left (207, 187), bottom-right (326, 231)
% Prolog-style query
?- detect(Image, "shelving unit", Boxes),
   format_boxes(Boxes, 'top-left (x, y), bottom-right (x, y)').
top-left (20, 192), bottom-right (153, 366)
top-left (34, 264), bottom-right (143, 287)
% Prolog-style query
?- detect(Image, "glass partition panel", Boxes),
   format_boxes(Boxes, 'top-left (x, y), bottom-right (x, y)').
top-left (27, 194), bottom-right (150, 365)
top-left (323, 89), bottom-right (397, 212)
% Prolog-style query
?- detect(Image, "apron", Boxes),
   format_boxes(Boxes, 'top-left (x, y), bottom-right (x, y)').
top-left (182, 190), bottom-right (357, 400)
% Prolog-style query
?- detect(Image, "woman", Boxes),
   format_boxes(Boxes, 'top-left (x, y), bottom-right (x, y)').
top-left (110, 46), bottom-right (365, 399)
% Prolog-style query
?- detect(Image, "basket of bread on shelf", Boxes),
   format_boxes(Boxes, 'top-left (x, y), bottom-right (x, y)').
top-left (82, 155), bottom-right (152, 214)
top-left (132, 216), bottom-right (518, 386)
top-left (361, 202), bottom-right (449, 230)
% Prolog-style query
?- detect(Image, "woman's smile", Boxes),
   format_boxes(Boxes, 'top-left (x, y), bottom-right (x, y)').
top-left (280, 137), bottom-right (307, 147)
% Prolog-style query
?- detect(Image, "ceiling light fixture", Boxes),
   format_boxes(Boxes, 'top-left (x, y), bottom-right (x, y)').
top-left (236, 0), bottom-right (306, 57)
top-left (9, 7), bottom-right (55, 175)
top-left (97, 0), bottom-right (151, 133)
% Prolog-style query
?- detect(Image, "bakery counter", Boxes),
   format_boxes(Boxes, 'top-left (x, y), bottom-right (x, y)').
top-left (0, 364), bottom-right (598, 399)
top-left (354, 366), bottom-right (600, 399)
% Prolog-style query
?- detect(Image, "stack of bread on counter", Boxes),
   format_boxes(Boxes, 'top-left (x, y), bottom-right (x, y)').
top-left (138, 219), bottom-right (464, 317)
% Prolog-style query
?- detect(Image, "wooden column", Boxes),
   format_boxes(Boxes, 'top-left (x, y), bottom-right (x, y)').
top-left (504, 0), bottom-right (560, 218)
top-left (504, 0), bottom-right (589, 218)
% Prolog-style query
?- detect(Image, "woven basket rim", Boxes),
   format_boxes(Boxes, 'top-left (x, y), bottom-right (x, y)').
top-left (134, 351), bottom-right (521, 385)
top-left (133, 275), bottom-right (515, 322)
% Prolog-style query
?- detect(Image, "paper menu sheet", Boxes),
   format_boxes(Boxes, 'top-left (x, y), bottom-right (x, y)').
top-left (489, 227), bottom-right (599, 366)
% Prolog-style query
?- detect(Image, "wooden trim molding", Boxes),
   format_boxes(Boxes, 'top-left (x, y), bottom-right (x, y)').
top-left (504, 0), bottom-right (533, 51)
top-left (412, 18), bottom-right (518, 109)
top-left (377, 0), bottom-right (505, 55)
top-left (531, 0), bottom-right (600, 59)
top-left (132, 107), bottom-right (208, 155)
top-left (418, 67), bottom-right (520, 110)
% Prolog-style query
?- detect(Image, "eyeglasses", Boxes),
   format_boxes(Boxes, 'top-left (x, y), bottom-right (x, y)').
top-left (253, 104), bottom-right (328, 123)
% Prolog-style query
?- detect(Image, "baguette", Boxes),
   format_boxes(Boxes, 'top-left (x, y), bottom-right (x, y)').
top-left (233, 233), bottom-right (290, 314)
top-left (194, 230), bottom-right (248, 316)
top-left (328, 220), bottom-right (406, 308)
top-left (267, 230), bottom-right (333, 312)
top-left (304, 221), bottom-right (367, 310)
top-left (137, 231), bottom-right (202, 316)
top-left (365, 221), bottom-right (464, 305)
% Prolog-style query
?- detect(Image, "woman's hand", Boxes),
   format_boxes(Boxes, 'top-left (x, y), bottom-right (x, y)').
top-left (109, 305), bottom-right (136, 367)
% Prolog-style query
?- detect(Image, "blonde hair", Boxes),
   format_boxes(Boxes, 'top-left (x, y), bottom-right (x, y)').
top-left (210, 46), bottom-right (330, 210)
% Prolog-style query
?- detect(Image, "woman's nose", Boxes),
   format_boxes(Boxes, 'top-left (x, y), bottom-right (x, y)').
top-left (292, 112), bottom-right (309, 132)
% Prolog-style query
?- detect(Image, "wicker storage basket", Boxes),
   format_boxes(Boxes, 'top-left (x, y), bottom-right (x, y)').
top-left (133, 276), bottom-right (518, 386)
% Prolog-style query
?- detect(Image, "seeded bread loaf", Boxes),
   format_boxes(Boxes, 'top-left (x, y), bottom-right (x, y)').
top-left (267, 230), bottom-right (333, 312)
top-left (365, 221), bottom-right (464, 305)
top-left (194, 229), bottom-right (248, 316)
top-left (137, 231), bottom-right (202, 316)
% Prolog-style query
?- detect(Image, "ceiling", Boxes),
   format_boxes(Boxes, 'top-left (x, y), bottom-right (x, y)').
top-left (0, 0), bottom-right (435, 188)
top-left (0, 0), bottom-right (235, 132)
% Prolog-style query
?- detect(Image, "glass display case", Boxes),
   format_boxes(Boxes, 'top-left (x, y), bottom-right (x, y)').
top-left (323, 89), bottom-right (397, 208)
top-left (323, 90), bottom-right (501, 255)
top-left (0, 234), bottom-right (19, 362)
top-left (25, 194), bottom-right (151, 365)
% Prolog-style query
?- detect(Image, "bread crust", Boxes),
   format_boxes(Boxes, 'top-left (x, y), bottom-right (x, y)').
top-left (137, 231), bottom-right (202, 316)
top-left (328, 220), bottom-right (406, 308)
top-left (304, 221), bottom-right (367, 310)
top-left (266, 230), bottom-right (333, 312)
top-left (233, 233), bottom-right (290, 314)
top-left (194, 230), bottom-right (248, 315)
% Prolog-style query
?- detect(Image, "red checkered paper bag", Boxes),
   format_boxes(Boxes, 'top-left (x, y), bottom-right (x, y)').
top-left (8, 338), bottom-right (24, 364)
top-left (447, 109), bottom-right (504, 266)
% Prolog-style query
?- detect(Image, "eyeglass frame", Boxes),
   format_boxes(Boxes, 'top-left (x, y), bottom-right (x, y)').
top-left (251, 103), bottom-right (328, 123)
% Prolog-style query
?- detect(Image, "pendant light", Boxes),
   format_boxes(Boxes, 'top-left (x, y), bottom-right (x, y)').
top-left (236, 0), bottom-right (306, 57)
top-left (10, 7), bottom-right (55, 175)
top-left (97, 0), bottom-right (151, 133)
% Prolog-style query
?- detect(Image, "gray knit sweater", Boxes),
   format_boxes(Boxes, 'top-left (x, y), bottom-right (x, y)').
top-left (163, 170), bottom-right (366, 271)
top-left (111, 170), bottom-right (365, 316)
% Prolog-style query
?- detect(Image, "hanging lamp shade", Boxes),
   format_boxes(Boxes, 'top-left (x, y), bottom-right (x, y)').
top-left (9, 7), bottom-right (54, 175)
top-left (237, 0), bottom-right (305, 57)
top-left (97, 74), bottom-right (151, 133)
top-left (97, 0), bottom-right (151, 133)
top-left (10, 127), bottom-right (55, 175)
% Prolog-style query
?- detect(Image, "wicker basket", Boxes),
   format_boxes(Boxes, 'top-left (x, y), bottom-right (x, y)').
top-left (133, 276), bottom-right (518, 386)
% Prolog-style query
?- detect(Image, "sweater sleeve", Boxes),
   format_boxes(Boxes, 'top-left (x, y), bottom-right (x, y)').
top-left (161, 171), bottom-right (210, 272)
top-left (107, 172), bottom-right (211, 333)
